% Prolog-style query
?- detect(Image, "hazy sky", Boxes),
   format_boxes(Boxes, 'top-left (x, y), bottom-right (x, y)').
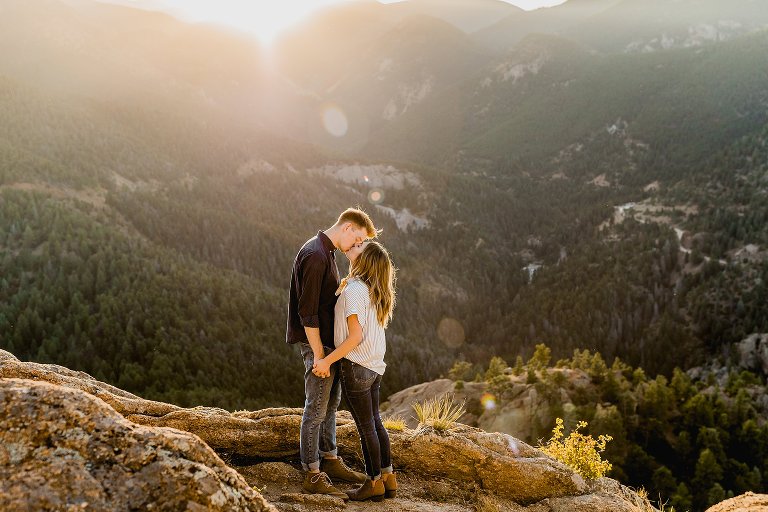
top-left (103, 0), bottom-right (567, 42)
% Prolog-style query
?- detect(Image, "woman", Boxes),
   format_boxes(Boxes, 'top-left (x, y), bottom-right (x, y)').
top-left (312, 240), bottom-right (398, 502)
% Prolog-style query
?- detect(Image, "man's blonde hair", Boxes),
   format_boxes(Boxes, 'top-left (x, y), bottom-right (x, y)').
top-left (337, 207), bottom-right (380, 239)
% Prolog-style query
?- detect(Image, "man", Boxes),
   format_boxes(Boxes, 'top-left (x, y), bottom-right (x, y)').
top-left (286, 208), bottom-right (379, 499)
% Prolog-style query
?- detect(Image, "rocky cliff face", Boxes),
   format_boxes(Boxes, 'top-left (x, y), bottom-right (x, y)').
top-left (736, 334), bottom-right (768, 376)
top-left (0, 349), bottom-right (656, 511)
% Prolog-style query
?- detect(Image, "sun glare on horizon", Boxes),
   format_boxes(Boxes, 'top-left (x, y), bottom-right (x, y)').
top-left (130, 0), bottom-right (347, 43)
top-left (103, 0), bottom-right (566, 43)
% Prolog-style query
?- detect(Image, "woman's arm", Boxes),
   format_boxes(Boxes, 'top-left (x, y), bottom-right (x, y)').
top-left (313, 314), bottom-right (362, 376)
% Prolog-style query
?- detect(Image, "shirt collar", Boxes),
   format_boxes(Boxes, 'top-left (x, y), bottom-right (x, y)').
top-left (318, 230), bottom-right (337, 256)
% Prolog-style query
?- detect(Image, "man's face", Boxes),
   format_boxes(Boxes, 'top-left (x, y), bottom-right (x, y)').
top-left (344, 240), bottom-right (369, 263)
top-left (339, 223), bottom-right (368, 252)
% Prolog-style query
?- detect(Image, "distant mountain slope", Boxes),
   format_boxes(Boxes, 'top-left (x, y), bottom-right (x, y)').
top-left (0, 0), bottom-right (264, 102)
top-left (392, 0), bottom-right (523, 34)
top-left (474, 0), bottom-right (768, 53)
top-left (268, 1), bottom-right (768, 173)
top-left (362, 28), bottom-right (768, 173)
top-left (566, 0), bottom-right (768, 53)
top-left (473, 0), bottom-right (622, 51)
top-left (1, 0), bottom-right (766, 414)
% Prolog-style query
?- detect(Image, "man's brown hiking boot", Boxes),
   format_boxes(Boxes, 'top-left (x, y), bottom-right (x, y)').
top-left (320, 457), bottom-right (366, 483)
top-left (301, 471), bottom-right (348, 501)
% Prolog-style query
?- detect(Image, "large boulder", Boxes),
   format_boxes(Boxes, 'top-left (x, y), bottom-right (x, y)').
top-left (0, 377), bottom-right (275, 511)
top-left (706, 492), bottom-right (768, 511)
top-left (384, 427), bottom-right (587, 504)
top-left (0, 350), bottom-right (299, 458)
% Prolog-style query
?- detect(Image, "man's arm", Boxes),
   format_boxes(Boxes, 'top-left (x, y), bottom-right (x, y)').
top-left (304, 326), bottom-right (325, 361)
top-left (298, 254), bottom-right (326, 362)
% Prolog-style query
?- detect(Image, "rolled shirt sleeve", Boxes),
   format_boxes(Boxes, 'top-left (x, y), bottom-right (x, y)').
top-left (298, 254), bottom-right (325, 328)
top-left (344, 281), bottom-right (370, 328)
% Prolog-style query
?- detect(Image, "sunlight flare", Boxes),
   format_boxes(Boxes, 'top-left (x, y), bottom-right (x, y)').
top-left (367, 188), bottom-right (384, 205)
top-left (481, 393), bottom-right (497, 411)
top-left (321, 104), bottom-right (349, 138)
top-left (437, 317), bottom-right (466, 348)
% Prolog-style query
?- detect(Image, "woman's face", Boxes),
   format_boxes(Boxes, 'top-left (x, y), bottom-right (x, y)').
top-left (344, 240), bottom-right (369, 263)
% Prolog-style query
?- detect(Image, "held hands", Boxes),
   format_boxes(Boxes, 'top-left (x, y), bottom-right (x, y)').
top-left (312, 357), bottom-right (331, 378)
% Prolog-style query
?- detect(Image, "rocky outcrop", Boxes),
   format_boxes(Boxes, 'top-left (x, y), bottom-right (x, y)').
top-left (381, 378), bottom-right (485, 427)
top-left (0, 349), bottom-right (653, 511)
top-left (706, 492), bottom-right (768, 511)
top-left (0, 350), bottom-right (304, 458)
top-left (736, 333), bottom-right (768, 375)
top-left (0, 348), bottom-right (180, 418)
top-left (383, 371), bottom-right (587, 442)
top-left (0, 377), bottom-right (275, 511)
top-left (687, 333), bottom-right (768, 385)
top-left (362, 425), bottom-right (586, 504)
top-left (125, 407), bottom-right (592, 505)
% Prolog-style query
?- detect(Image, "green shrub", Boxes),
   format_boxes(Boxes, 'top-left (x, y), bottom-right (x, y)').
top-left (540, 418), bottom-right (613, 479)
top-left (485, 356), bottom-right (508, 381)
top-left (448, 360), bottom-right (474, 381)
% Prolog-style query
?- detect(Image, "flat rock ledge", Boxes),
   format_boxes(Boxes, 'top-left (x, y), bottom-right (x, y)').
top-left (0, 350), bottom-right (653, 511)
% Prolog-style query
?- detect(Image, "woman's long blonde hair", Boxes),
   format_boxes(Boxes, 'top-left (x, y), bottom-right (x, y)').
top-left (337, 241), bottom-right (397, 328)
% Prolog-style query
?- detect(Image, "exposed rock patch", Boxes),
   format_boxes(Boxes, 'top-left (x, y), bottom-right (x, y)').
top-left (736, 333), bottom-right (768, 375)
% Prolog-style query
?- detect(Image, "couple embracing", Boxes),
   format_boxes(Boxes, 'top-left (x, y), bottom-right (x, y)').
top-left (286, 208), bottom-right (397, 502)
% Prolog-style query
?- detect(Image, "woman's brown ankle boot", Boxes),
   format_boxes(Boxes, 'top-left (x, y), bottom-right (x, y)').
top-left (345, 478), bottom-right (385, 502)
top-left (381, 472), bottom-right (398, 498)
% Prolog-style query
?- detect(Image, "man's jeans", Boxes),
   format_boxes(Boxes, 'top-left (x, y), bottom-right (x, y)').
top-left (299, 343), bottom-right (341, 471)
top-left (339, 358), bottom-right (392, 479)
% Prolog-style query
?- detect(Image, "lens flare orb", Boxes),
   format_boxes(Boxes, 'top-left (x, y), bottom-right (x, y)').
top-left (368, 188), bottom-right (384, 204)
top-left (321, 104), bottom-right (348, 138)
top-left (437, 317), bottom-right (465, 349)
top-left (481, 393), bottom-right (496, 411)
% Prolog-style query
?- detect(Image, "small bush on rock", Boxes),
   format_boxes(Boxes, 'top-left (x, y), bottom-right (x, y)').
top-left (383, 415), bottom-right (407, 432)
top-left (540, 418), bottom-right (612, 479)
top-left (413, 394), bottom-right (466, 433)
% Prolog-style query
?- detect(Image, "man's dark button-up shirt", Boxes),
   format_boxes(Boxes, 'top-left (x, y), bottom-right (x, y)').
top-left (286, 231), bottom-right (340, 349)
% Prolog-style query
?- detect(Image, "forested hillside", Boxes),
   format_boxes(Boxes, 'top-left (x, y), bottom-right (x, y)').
top-left (0, 0), bottom-right (766, 414)
top-left (443, 345), bottom-right (768, 512)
